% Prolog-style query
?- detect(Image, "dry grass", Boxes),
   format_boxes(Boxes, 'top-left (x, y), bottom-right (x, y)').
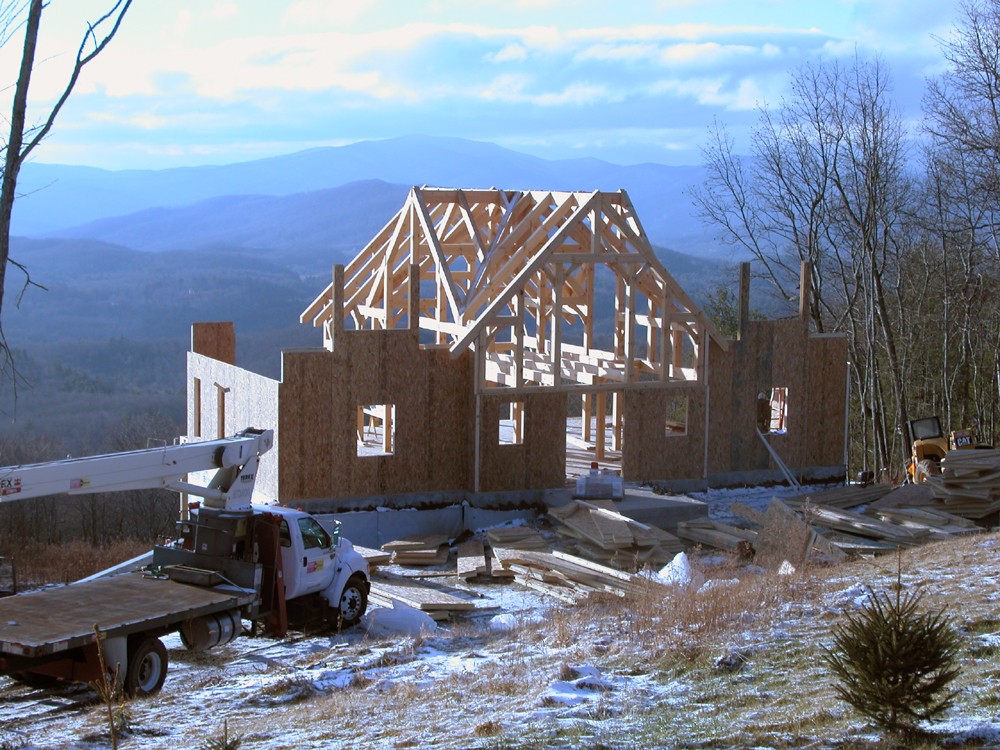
top-left (7, 539), bottom-right (150, 586)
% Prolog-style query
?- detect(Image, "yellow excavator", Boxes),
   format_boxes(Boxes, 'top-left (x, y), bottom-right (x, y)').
top-left (905, 416), bottom-right (990, 483)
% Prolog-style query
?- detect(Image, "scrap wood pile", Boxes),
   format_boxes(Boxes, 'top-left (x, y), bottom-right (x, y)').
top-left (381, 535), bottom-right (450, 565)
top-left (923, 449), bottom-right (1000, 519)
top-left (368, 572), bottom-right (479, 621)
top-left (490, 547), bottom-right (660, 603)
top-left (546, 499), bottom-right (684, 569)
top-left (682, 482), bottom-right (984, 565)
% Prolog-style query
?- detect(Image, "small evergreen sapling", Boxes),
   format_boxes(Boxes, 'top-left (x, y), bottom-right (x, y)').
top-left (823, 567), bottom-right (962, 735)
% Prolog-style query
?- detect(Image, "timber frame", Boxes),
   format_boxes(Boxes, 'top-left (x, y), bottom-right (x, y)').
top-left (301, 187), bottom-right (727, 459)
top-left (188, 187), bottom-right (848, 505)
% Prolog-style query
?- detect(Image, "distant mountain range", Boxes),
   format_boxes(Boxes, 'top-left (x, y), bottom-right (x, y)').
top-left (0, 136), bottom-right (750, 451)
top-left (16, 135), bottom-right (721, 260)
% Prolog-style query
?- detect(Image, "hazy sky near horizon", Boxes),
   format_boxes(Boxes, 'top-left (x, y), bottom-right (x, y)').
top-left (1, 0), bottom-right (962, 170)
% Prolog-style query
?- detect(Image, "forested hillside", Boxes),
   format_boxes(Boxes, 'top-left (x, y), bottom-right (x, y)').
top-left (691, 2), bottom-right (1000, 480)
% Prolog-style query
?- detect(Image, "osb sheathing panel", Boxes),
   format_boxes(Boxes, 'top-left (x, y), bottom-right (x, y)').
top-left (278, 350), bottom-right (339, 500)
top-left (477, 391), bottom-right (566, 492)
top-left (622, 387), bottom-right (706, 481)
top-left (705, 318), bottom-right (846, 477)
top-left (191, 322), bottom-right (236, 365)
top-left (279, 330), bottom-right (472, 502)
top-left (187, 352), bottom-right (280, 499)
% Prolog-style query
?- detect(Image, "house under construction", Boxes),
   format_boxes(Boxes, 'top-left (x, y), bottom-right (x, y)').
top-left (187, 187), bottom-right (848, 506)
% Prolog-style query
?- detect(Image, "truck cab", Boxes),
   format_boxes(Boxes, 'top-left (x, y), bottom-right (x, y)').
top-left (266, 505), bottom-right (369, 626)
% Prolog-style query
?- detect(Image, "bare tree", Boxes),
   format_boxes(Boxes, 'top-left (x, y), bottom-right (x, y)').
top-left (0, 0), bottom-right (133, 385)
top-left (694, 55), bottom-right (915, 478)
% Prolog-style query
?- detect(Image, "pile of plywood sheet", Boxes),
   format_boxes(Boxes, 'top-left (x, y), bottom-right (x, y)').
top-left (381, 535), bottom-right (450, 565)
top-left (923, 450), bottom-right (1000, 518)
top-left (702, 493), bottom-right (986, 563)
top-left (491, 547), bottom-right (658, 603)
top-left (675, 519), bottom-right (756, 552)
top-left (783, 484), bottom-right (892, 510)
top-left (484, 526), bottom-right (549, 550)
top-left (369, 573), bottom-right (478, 620)
top-left (547, 499), bottom-right (684, 570)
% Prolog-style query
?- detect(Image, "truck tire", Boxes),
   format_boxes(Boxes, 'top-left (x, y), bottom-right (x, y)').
top-left (336, 574), bottom-right (368, 629)
top-left (124, 636), bottom-right (168, 696)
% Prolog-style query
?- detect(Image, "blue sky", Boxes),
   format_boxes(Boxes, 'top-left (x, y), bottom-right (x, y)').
top-left (2, 0), bottom-right (960, 170)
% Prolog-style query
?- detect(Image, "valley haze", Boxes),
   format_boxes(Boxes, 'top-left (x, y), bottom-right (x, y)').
top-left (2, 136), bottom-right (742, 453)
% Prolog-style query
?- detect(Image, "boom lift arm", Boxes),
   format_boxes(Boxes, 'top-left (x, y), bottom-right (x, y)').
top-left (0, 428), bottom-right (273, 510)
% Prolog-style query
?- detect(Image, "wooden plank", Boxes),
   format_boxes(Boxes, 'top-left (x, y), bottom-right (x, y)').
top-left (369, 575), bottom-right (476, 612)
top-left (456, 539), bottom-right (487, 580)
top-left (382, 534), bottom-right (450, 551)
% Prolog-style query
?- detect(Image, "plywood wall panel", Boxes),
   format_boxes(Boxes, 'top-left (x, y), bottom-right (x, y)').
top-left (191, 322), bottom-right (236, 365)
top-left (621, 388), bottom-right (705, 481)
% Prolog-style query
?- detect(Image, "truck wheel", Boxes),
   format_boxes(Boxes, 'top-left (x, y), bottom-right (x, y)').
top-left (336, 574), bottom-right (368, 629)
top-left (124, 636), bottom-right (168, 696)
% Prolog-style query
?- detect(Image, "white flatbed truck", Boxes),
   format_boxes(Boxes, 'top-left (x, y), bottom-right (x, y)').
top-left (0, 428), bottom-right (369, 695)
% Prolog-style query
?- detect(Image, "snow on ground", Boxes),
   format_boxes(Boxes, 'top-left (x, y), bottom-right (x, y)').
top-left (4, 485), bottom-right (1000, 749)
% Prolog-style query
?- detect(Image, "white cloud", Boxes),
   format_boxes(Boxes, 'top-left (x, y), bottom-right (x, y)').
top-left (211, 3), bottom-right (239, 21)
top-left (489, 43), bottom-right (529, 62)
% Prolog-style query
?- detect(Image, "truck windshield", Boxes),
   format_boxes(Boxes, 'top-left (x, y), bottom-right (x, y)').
top-left (297, 517), bottom-right (331, 550)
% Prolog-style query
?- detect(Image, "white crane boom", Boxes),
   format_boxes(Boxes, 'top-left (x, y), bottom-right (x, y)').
top-left (0, 428), bottom-right (274, 510)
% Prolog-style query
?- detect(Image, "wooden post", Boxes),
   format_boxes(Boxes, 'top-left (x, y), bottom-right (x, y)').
top-left (737, 261), bottom-right (750, 341)
top-left (595, 390), bottom-right (606, 461)
top-left (799, 260), bottom-right (812, 323)
top-left (329, 264), bottom-right (345, 350)
top-left (382, 405), bottom-right (393, 454)
top-left (407, 262), bottom-right (420, 331)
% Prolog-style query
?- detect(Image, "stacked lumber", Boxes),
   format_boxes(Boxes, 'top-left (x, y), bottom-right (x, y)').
top-left (867, 505), bottom-right (980, 539)
top-left (714, 496), bottom-right (984, 561)
top-left (492, 547), bottom-right (656, 603)
top-left (675, 519), bottom-right (756, 552)
top-left (381, 535), bottom-right (450, 566)
top-left (924, 450), bottom-right (1000, 518)
top-left (456, 539), bottom-right (488, 580)
top-left (355, 545), bottom-right (392, 566)
top-left (547, 500), bottom-right (683, 570)
top-left (369, 573), bottom-right (477, 620)
top-left (802, 504), bottom-right (929, 548)
top-left (485, 526), bottom-right (549, 550)
top-left (783, 484), bottom-right (891, 510)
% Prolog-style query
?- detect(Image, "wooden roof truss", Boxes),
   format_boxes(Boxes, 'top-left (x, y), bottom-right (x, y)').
top-left (301, 187), bottom-right (724, 394)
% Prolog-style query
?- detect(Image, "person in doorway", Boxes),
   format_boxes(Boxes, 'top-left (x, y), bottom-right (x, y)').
top-left (756, 391), bottom-right (771, 433)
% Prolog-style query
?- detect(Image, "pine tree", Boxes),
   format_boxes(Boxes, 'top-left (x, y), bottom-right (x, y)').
top-left (823, 571), bottom-right (962, 735)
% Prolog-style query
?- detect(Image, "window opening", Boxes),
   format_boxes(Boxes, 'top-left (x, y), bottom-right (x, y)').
top-left (757, 387), bottom-right (788, 433)
top-left (499, 400), bottom-right (524, 445)
top-left (665, 395), bottom-right (688, 436)
top-left (357, 403), bottom-right (396, 456)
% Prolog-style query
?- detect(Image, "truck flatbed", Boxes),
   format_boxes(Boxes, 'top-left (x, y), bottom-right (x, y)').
top-left (0, 572), bottom-right (257, 659)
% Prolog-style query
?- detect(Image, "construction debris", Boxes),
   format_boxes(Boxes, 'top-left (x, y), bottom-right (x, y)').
top-left (548, 499), bottom-right (683, 569)
top-left (491, 547), bottom-right (658, 603)
top-left (456, 539), bottom-right (488, 580)
top-left (369, 573), bottom-right (478, 620)
top-left (923, 449), bottom-right (1000, 519)
top-left (381, 535), bottom-right (450, 566)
